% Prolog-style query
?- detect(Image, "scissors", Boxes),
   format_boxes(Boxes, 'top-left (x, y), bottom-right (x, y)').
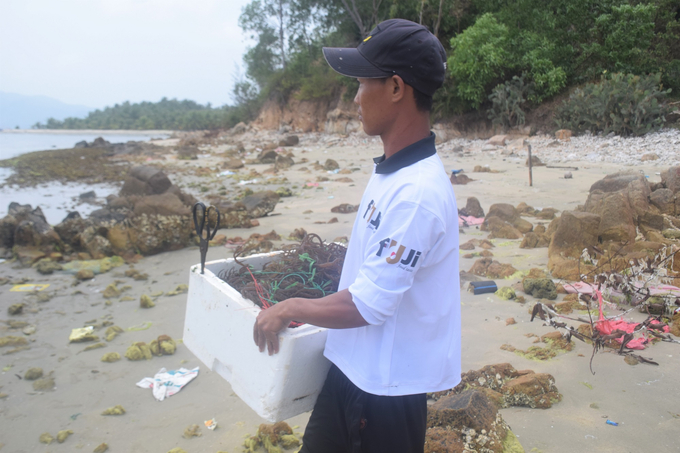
top-left (192, 202), bottom-right (221, 274)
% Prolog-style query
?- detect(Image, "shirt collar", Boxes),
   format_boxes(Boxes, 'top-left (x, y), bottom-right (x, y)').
top-left (372, 132), bottom-right (437, 174)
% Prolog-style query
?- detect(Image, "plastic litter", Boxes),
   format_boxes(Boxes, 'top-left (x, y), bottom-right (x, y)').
top-left (238, 179), bottom-right (259, 185)
top-left (136, 367), bottom-right (199, 401)
top-left (218, 170), bottom-right (235, 176)
top-left (606, 420), bottom-right (619, 426)
top-left (204, 418), bottom-right (218, 430)
top-left (69, 326), bottom-right (98, 343)
top-left (10, 284), bottom-right (49, 292)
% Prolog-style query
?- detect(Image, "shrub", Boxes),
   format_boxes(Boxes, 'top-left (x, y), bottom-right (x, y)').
top-left (488, 75), bottom-right (533, 128)
top-left (448, 13), bottom-right (512, 109)
top-left (554, 73), bottom-right (670, 136)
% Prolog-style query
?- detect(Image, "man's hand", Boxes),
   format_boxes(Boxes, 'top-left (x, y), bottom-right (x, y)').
top-left (253, 301), bottom-right (293, 355)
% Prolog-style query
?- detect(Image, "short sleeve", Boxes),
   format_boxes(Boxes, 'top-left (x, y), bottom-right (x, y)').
top-left (348, 201), bottom-right (445, 325)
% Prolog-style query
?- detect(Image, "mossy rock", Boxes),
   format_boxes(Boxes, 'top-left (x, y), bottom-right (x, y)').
top-left (101, 405), bottom-right (126, 415)
top-left (150, 335), bottom-right (176, 356)
top-left (140, 294), bottom-right (155, 308)
top-left (56, 429), bottom-right (73, 443)
top-left (101, 352), bottom-right (121, 363)
top-left (496, 287), bottom-right (516, 300)
top-left (125, 342), bottom-right (152, 361)
top-left (24, 367), bottom-right (44, 380)
top-left (523, 278), bottom-right (557, 300)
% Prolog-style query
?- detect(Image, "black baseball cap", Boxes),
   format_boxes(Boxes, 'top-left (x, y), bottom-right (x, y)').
top-left (322, 19), bottom-right (447, 97)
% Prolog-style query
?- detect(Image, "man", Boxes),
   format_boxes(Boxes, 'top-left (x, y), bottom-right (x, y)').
top-left (253, 18), bottom-right (460, 452)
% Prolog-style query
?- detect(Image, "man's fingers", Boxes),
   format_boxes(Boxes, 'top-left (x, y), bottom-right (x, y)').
top-left (266, 332), bottom-right (279, 356)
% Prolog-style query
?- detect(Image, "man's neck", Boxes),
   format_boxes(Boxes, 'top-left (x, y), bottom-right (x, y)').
top-left (380, 115), bottom-right (431, 159)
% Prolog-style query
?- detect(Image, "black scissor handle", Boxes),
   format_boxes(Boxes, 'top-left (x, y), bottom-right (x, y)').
top-left (193, 202), bottom-right (207, 237)
top-left (205, 206), bottom-right (221, 240)
top-left (193, 202), bottom-right (221, 240)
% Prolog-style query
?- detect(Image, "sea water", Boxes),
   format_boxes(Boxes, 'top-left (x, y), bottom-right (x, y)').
top-left (0, 131), bottom-right (170, 224)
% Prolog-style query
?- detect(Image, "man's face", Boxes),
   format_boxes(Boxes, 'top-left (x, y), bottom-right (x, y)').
top-left (354, 77), bottom-right (394, 136)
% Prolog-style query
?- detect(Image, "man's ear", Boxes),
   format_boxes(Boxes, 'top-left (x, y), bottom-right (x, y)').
top-left (390, 75), bottom-right (406, 103)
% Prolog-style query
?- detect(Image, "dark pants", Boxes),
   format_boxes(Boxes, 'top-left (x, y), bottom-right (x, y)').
top-left (300, 364), bottom-right (427, 453)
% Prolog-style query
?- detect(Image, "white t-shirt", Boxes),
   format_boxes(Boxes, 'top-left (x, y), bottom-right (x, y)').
top-left (324, 133), bottom-right (461, 396)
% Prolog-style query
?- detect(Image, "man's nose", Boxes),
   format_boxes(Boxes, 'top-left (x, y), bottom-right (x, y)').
top-left (354, 90), bottom-right (360, 105)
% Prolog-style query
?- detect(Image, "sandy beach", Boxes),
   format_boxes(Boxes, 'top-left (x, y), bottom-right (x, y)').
top-left (1, 128), bottom-right (679, 452)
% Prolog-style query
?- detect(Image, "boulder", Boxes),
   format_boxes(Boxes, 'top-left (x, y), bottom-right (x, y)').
top-left (548, 211), bottom-right (600, 260)
top-left (589, 171), bottom-right (643, 194)
top-left (500, 373), bottom-right (562, 409)
top-left (526, 155), bottom-right (545, 166)
top-left (224, 158), bottom-right (244, 169)
top-left (486, 135), bottom-right (507, 146)
top-left (229, 122), bottom-right (247, 135)
top-left (450, 173), bottom-right (474, 185)
top-left (120, 166), bottom-right (172, 196)
top-left (241, 191), bottom-right (279, 218)
top-left (485, 203), bottom-right (533, 233)
top-left (483, 217), bottom-right (523, 240)
top-left (176, 146), bottom-right (199, 160)
top-left (209, 201), bottom-right (254, 229)
top-left (555, 129), bottom-right (572, 140)
top-left (520, 232), bottom-right (550, 249)
top-left (584, 190), bottom-right (636, 243)
top-left (54, 212), bottom-right (94, 247)
top-left (324, 159), bottom-right (340, 171)
top-left (427, 390), bottom-right (507, 453)
top-left (660, 166), bottom-right (680, 194)
top-left (522, 278), bottom-right (557, 300)
top-left (275, 155), bottom-right (295, 169)
top-left (459, 197), bottom-right (485, 218)
top-left (132, 193), bottom-right (190, 217)
top-left (257, 150), bottom-right (278, 164)
top-left (649, 188), bottom-right (677, 215)
top-left (469, 258), bottom-right (517, 279)
top-left (278, 135), bottom-right (299, 147)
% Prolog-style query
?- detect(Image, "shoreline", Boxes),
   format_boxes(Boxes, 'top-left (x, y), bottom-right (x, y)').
top-left (0, 129), bottom-right (176, 136)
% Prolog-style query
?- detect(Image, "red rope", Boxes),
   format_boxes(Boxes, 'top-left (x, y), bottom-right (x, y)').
top-left (246, 266), bottom-right (303, 327)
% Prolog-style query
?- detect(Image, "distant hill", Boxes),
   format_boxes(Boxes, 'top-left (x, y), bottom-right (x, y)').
top-left (0, 91), bottom-right (93, 129)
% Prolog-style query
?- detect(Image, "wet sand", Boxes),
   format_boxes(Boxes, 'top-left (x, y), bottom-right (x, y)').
top-left (1, 132), bottom-right (679, 452)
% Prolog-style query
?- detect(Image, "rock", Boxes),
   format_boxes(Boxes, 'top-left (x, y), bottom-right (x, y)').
top-left (469, 258), bottom-right (517, 278)
top-left (33, 376), bottom-right (55, 391)
top-left (257, 149), bottom-right (278, 163)
top-left (506, 317), bottom-right (517, 325)
top-left (486, 135), bottom-right (508, 146)
top-left (120, 166), bottom-right (172, 196)
top-left (150, 335), bottom-right (176, 356)
top-left (485, 203), bottom-right (533, 233)
top-left (230, 122), bottom-right (248, 135)
top-left (101, 405), bottom-right (126, 415)
top-left (101, 352), bottom-right (121, 363)
top-left (39, 432), bottom-right (54, 444)
top-left (76, 269), bottom-right (95, 280)
top-left (496, 287), bottom-right (516, 300)
top-left (11, 206), bottom-right (61, 248)
top-left (520, 232), bottom-right (550, 249)
top-left (501, 373), bottom-right (562, 409)
top-left (663, 229), bottom-right (680, 239)
top-left (24, 367), bottom-right (44, 380)
top-left (224, 157), bottom-right (244, 169)
top-left (547, 211), bottom-right (600, 274)
top-left (523, 278), bottom-right (557, 300)
top-left (275, 154), bottom-right (295, 169)
top-left (184, 424), bottom-right (202, 438)
top-left (473, 165), bottom-right (492, 172)
top-left (459, 197), bottom-right (485, 218)
top-left (555, 129), bottom-right (572, 140)
top-left (483, 217), bottom-right (523, 240)
top-left (649, 188), bottom-right (677, 215)
top-left (536, 208), bottom-right (558, 220)
top-left (584, 190), bottom-right (636, 242)
top-left (140, 294), bottom-right (155, 308)
top-left (125, 342), bottom-right (152, 361)
top-left (565, 171), bottom-right (573, 179)
top-left (176, 146), bottom-right (199, 160)
top-left (660, 166), bottom-right (680, 194)
top-left (14, 246), bottom-right (47, 266)
top-left (132, 192), bottom-right (190, 217)
top-left (56, 429), bottom-right (74, 443)
top-left (324, 159), bottom-right (340, 171)
top-left (450, 173), bottom-right (474, 185)
top-left (103, 283), bottom-right (121, 298)
top-left (241, 191), bottom-right (279, 218)
top-left (33, 259), bottom-right (62, 274)
top-left (331, 203), bottom-right (359, 213)
top-left (8, 303), bottom-right (23, 315)
top-left (279, 135), bottom-right (299, 146)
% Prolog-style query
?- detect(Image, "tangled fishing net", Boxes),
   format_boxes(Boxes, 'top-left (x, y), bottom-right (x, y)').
top-left (219, 234), bottom-right (347, 323)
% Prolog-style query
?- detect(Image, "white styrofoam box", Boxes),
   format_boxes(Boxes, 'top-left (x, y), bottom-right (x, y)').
top-left (183, 253), bottom-right (331, 422)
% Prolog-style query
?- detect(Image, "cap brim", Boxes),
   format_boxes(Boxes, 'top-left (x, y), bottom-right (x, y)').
top-left (323, 47), bottom-right (392, 78)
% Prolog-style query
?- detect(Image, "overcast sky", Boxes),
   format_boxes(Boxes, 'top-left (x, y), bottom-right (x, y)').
top-left (0, 0), bottom-right (253, 109)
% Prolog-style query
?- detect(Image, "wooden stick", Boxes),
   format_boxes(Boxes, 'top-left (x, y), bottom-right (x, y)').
top-left (528, 143), bottom-right (533, 187)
